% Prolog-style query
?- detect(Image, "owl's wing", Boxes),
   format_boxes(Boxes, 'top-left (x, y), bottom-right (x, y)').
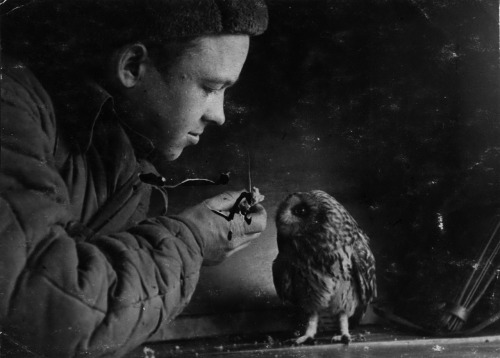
top-left (352, 231), bottom-right (377, 308)
top-left (272, 253), bottom-right (293, 304)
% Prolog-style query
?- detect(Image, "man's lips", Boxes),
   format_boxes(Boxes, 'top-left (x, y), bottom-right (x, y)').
top-left (188, 132), bottom-right (202, 144)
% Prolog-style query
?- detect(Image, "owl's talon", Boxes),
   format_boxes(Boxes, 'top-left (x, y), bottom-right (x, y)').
top-left (293, 335), bottom-right (316, 346)
top-left (331, 333), bottom-right (351, 345)
top-left (341, 334), bottom-right (351, 345)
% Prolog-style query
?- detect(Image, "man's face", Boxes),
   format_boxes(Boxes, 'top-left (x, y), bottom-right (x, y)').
top-left (119, 35), bottom-right (250, 162)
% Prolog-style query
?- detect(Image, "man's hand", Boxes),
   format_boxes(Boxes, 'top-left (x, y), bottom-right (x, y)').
top-left (175, 190), bottom-right (267, 265)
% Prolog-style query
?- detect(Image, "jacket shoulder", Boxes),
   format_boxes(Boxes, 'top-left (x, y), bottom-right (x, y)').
top-left (2, 56), bottom-right (52, 105)
top-left (2, 56), bottom-right (57, 142)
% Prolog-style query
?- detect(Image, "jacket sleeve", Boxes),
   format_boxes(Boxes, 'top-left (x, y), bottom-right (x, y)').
top-left (0, 67), bottom-right (204, 357)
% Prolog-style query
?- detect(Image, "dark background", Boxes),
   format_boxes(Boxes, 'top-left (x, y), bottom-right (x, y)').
top-left (1, 0), bottom-right (499, 344)
top-left (162, 0), bottom-right (500, 336)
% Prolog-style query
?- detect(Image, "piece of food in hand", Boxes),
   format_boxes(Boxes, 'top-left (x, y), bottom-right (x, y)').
top-left (239, 187), bottom-right (265, 212)
top-left (250, 187), bottom-right (265, 206)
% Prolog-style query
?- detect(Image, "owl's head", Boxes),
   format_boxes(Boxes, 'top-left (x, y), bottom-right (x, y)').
top-left (275, 190), bottom-right (345, 238)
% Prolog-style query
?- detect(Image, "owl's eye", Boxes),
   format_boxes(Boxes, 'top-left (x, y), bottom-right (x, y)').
top-left (291, 204), bottom-right (309, 218)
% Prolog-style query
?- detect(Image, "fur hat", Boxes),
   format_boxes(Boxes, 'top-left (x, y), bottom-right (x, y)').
top-left (3, 0), bottom-right (268, 42)
top-left (2, 0), bottom-right (268, 61)
top-left (144, 0), bottom-right (269, 38)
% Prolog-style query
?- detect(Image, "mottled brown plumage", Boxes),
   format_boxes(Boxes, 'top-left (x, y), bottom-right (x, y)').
top-left (273, 190), bottom-right (376, 344)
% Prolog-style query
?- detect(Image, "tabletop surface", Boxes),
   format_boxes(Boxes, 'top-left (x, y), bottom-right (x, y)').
top-left (125, 325), bottom-right (500, 358)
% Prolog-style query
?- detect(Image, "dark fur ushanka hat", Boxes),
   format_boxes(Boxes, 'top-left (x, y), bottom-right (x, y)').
top-left (147, 0), bottom-right (269, 38)
top-left (2, 0), bottom-right (268, 62)
top-left (98, 0), bottom-right (269, 44)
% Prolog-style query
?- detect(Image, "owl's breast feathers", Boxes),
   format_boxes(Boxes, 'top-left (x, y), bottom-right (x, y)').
top-left (273, 231), bottom-right (376, 316)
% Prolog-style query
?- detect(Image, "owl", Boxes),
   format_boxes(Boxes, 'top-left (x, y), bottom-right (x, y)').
top-left (273, 190), bottom-right (376, 344)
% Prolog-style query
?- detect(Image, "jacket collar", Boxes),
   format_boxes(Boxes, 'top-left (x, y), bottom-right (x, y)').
top-left (53, 79), bottom-right (113, 152)
top-left (52, 79), bottom-right (155, 157)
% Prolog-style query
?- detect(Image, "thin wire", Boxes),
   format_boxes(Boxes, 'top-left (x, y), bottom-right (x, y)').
top-left (463, 250), bottom-right (497, 308)
top-left (456, 231), bottom-right (494, 306)
top-left (247, 148), bottom-right (252, 193)
top-left (463, 260), bottom-right (492, 308)
top-left (463, 221), bottom-right (500, 307)
top-left (468, 267), bottom-right (499, 310)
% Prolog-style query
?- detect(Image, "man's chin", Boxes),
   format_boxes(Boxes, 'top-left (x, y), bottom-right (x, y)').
top-left (151, 148), bottom-right (183, 164)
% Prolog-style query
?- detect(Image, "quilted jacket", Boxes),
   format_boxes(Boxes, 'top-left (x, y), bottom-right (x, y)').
top-left (0, 58), bottom-right (204, 357)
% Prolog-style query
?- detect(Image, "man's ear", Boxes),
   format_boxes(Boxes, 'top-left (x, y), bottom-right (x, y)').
top-left (113, 43), bottom-right (149, 88)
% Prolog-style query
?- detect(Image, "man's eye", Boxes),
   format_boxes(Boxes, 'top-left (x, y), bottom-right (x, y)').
top-left (203, 86), bottom-right (223, 96)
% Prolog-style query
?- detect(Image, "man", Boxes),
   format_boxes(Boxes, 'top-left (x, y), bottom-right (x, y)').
top-left (0, 0), bottom-right (268, 356)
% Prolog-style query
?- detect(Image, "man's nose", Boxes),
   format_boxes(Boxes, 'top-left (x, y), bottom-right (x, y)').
top-left (203, 93), bottom-right (225, 126)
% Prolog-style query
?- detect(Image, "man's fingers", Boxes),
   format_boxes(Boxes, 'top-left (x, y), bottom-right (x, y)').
top-left (226, 241), bottom-right (252, 256)
top-left (245, 204), bottom-right (267, 234)
top-left (226, 233), bottom-right (260, 254)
